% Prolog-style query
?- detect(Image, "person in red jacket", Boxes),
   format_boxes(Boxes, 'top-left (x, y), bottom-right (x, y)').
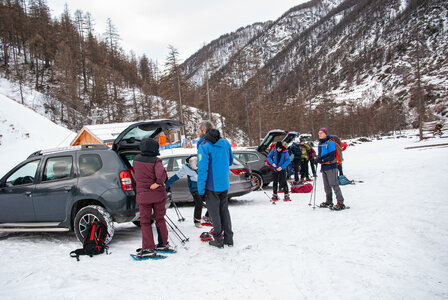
top-left (337, 141), bottom-right (348, 176)
top-left (133, 138), bottom-right (174, 258)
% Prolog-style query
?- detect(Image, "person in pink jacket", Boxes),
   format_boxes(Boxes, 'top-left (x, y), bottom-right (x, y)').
top-left (133, 138), bottom-right (174, 258)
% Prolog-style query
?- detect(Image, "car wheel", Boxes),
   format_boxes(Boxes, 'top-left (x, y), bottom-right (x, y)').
top-left (250, 173), bottom-right (263, 191)
top-left (74, 205), bottom-right (114, 244)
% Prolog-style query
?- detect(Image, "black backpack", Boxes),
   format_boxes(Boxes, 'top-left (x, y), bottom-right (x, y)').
top-left (70, 220), bottom-right (109, 261)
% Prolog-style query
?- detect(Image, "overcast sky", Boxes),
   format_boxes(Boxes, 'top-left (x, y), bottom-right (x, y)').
top-left (46, 0), bottom-right (308, 64)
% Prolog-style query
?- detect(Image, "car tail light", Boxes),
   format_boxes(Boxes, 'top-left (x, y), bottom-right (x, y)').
top-left (120, 170), bottom-right (134, 191)
top-left (231, 169), bottom-right (247, 175)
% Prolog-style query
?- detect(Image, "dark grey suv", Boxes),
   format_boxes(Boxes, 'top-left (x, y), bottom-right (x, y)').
top-left (0, 119), bottom-right (182, 243)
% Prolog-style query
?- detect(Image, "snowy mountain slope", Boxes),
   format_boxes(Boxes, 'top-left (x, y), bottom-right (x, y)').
top-left (0, 134), bottom-right (447, 299)
top-left (183, 0), bottom-right (448, 124)
top-left (0, 92), bottom-right (75, 177)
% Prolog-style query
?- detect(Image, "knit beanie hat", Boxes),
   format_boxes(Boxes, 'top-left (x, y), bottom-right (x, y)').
top-left (319, 128), bottom-right (328, 136)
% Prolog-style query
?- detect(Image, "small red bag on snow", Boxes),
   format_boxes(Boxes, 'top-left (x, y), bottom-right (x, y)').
top-left (290, 183), bottom-right (313, 193)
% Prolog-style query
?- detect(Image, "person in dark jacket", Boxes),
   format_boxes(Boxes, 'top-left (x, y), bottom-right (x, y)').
top-left (166, 156), bottom-right (206, 228)
top-left (133, 138), bottom-right (174, 258)
top-left (267, 141), bottom-right (291, 202)
top-left (314, 128), bottom-right (346, 210)
top-left (288, 138), bottom-right (302, 183)
top-left (197, 121), bottom-right (234, 248)
top-left (299, 138), bottom-right (311, 182)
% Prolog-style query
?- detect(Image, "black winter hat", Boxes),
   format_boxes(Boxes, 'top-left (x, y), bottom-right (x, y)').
top-left (140, 138), bottom-right (160, 157)
top-left (276, 141), bottom-right (284, 150)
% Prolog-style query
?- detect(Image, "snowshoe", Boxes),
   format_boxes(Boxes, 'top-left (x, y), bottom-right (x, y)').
top-left (200, 232), bottom-right (213, 242)
top-left (155, 243), bottom-right (177, 254)
top-left (319, 202), bottom-right (333, 208)
top-left (271, 194), bottom-right (280, 202)
top-left (201, 216), bottom-right (213, 227)
top-left (283, 194), bottom-right (291, 202)
top-left (330, 203), bottom-right (349, 211)
top-left (132, 249), bottom-right (166, 260)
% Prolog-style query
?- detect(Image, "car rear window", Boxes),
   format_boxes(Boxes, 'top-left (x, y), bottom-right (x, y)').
top-left (79, 154), bottom-right (102, 177)
top-left (43, 156), bottom-right (73, 181)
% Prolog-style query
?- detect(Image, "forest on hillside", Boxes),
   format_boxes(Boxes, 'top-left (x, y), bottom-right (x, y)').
top-left (1, 0), bottom-right (445, 144)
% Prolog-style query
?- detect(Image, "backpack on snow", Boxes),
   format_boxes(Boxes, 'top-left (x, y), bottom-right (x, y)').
top-left (290, 183), bottom-right (313, 193)
top-left (70, 220), bottom-right (109, 261)
top-left (338, 175), bottom-right (352, 186)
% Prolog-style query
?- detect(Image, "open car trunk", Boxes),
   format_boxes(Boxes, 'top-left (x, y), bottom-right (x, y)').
top-left (256, 130), bottom-right (299, 156)
top-left (112, 119), bottom-right (183, 153)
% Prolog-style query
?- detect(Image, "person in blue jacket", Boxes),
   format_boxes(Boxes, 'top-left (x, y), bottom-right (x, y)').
top-left (267, 141), bottom-right (291, 202)
top-left (314, 127), bottom-right (346, 210)
top-left (166, 156), bottom-right (207, 228)
top-left (197, 121), bottom-right (234, 248)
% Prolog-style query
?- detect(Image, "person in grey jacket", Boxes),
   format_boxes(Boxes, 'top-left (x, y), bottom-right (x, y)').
top-left (165, 156), bottom-right (207, 228)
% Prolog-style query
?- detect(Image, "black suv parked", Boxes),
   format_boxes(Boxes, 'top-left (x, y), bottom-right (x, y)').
top-left (233, 130), bottom-right (298, 190)
top-left (0, 119), bottom-right (182, 243)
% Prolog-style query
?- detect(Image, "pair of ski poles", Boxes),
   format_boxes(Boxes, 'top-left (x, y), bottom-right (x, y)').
top-left (165, 214), bottom-right (189, 245)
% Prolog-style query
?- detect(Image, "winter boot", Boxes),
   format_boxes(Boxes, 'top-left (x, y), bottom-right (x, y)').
top-left (155, 243), bottom-right (176, 253)
top-left (332, 203), bottom-right (346, 211)
top-left (319, 202), bottom-right (333, 208)
top-left (283, 194), bottom-right (291, 201)
top-left (209, 240), bottom-right (224, 248)
top-left (271, 194), bottom-right (279, 202)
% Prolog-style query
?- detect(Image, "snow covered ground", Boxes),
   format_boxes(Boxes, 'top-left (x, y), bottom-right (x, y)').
top-left (0, 132), bottom-right (447, 299)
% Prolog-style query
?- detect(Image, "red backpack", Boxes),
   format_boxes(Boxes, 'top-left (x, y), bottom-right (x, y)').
top-left (290, 183), bottom-right (313, 193)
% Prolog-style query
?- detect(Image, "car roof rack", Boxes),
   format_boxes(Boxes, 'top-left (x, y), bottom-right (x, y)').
top-left (27, 144), bottom-right (109, 159)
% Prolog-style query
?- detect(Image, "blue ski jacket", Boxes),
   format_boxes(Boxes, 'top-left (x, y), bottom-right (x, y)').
top-left (267, 148), bottom-right (291, 171)
top-left (197, 129), bottom-right (233, 195)
top-left (318, 136), bottom-right (337, 171)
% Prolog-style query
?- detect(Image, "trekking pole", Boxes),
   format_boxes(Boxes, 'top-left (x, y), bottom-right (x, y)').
top-left (166, 215), bottom-right (189, 242)
top-left (251, 174), bottom-right (276, 205)
top-left (171, 201), bottom-right (185, 222)
top-left (308, 176), bottom-right (316, 207)
top-left (165, 216), bottom-right (186, 244)
top-left (312, 168), bottom-right (318, 210)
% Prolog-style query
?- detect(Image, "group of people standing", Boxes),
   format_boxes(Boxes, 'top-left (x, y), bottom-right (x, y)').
top-left (132, 121), bottom-right (234, 258)
top-left (132, 122), bottom-right (347, 258)
top-left (267, 128), bottom-right (347, 210)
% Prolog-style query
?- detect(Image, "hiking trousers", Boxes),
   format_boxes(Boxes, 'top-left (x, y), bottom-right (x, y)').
top-left (293, 160), bottom-right (301, 182)
top-left (273, 170), bottom-right (288, 195)
top-left (205, 189), bottom-right (233, 244)
top-left (139, 200), bottom-right (168, 249)
top-left (191, 191), bottom-right (203, 224)
top-left (321, 168), bottom-right (344, 204)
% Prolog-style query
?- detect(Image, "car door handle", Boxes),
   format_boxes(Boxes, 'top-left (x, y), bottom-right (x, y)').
top-left (25, 191), bottom-right (32, 197)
